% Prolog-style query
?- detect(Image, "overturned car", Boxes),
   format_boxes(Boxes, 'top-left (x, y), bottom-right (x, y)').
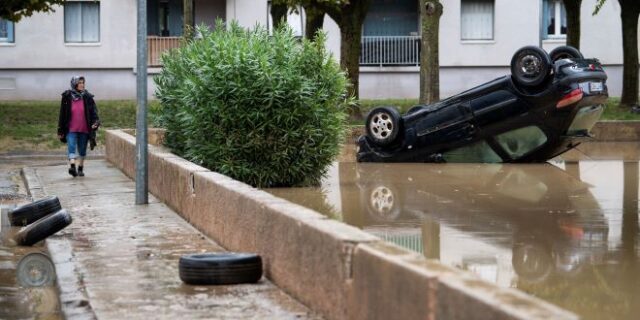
top-left (357, 46), bottom-right (608, 163)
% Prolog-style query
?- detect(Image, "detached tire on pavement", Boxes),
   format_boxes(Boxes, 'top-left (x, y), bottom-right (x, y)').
top-left (15, 209), bottom-right (73, 246)
top-left (9, 196), bottom-right (62, 226)
top-left (179, 253), bottom-right (262, 285)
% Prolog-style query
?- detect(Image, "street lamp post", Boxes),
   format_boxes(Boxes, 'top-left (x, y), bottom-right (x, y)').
top-left (136, 0), bottom-right (149, 205)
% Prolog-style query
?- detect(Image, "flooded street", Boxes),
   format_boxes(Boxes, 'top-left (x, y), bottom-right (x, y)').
top-left (0, 157), bottom-right (66, 319)
top-left (268, 145), bottom-right (640, 320)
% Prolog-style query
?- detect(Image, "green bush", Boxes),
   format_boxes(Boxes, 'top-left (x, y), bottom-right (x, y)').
top-left (154, 22), bottom-right (349, 187)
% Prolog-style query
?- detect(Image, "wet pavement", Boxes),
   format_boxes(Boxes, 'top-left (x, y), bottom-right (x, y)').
top-left (14, 160), bottom-right (321, 319)
top-left (269, 144), bottom-right (640, 320)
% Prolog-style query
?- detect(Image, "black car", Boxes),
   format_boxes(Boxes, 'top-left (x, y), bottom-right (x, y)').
top-left (357, 46), bottom-right (609, 163)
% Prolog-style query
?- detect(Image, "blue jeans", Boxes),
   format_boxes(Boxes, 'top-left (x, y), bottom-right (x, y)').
top-left (67, 132), bottom-right (89, 159)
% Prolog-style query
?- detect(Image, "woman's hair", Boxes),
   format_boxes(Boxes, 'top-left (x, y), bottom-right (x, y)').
top-left (70, 76), bottom-right (86, 91)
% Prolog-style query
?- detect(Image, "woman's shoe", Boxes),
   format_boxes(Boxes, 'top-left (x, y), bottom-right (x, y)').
top-left (68, 166), bottom-right (77, 177)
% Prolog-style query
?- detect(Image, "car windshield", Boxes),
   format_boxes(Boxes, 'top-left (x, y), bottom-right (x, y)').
top-left (495, 126), bottom-right (548, 159)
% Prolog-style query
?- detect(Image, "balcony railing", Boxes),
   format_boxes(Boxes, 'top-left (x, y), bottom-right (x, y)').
top-left (147, 36), bottom-right (182, 67)
top-left (360, 35), bottom-right (421, 66)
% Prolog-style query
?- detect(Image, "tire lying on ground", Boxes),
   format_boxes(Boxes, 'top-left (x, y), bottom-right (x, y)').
top-left (15, 209), bottom-right (72, 246)
top-left (179, 253), bottom-right (262, 285)
top-left (8, 196), bottom-right (62, 226)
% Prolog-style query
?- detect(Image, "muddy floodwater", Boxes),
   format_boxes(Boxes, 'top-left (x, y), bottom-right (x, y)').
top-left (268, 158), bottom-right (640, 320)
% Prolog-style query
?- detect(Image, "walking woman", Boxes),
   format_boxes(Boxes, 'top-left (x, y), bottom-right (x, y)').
top-left (58, 76), bottom-right (100, 177)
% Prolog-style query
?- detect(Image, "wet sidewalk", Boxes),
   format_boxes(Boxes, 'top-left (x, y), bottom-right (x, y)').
top-left (23, 160), bottom-right (320, 319)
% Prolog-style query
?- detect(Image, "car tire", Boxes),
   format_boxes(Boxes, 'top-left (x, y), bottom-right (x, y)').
top-left (9, 196), bottom-right (62, 227)
top-left (366, 106), bottom-right (402, 146)
top-left (179, 253), bottom-right (262, 285)
top-left (510, 46), bottom-right (552, 87)
top-left (15, 209), bottom-right (73, 246)
top-left (364, 183), bottom-right (402, 222)
top-left (549, 45), bottom-right (584, 62)
top-left (17, 252), bottom-right (56, 287)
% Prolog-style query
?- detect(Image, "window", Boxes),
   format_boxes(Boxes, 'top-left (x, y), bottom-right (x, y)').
top-left (65, 1), bottom-right (100, 43)
top-left (442, 140), bottom-right (502, 163)
top-left (461, 0), bottom-right (494, 40)
top-left (0, 18), bottom-right (14, 43)
top-left (543, 0), bottom-right (567, 39)
top-left (267, 1), bottom-right (304, 37)
top-left (495, 126), bottom-right (548, 158)
top-left (363, 0), bottom-right (419, 36)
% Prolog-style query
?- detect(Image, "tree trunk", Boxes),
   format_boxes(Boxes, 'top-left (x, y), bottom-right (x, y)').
top-left (619, 5), bottom-right (640, 108)
top-left (563, 0), bottom-right (582, 50)
top-left (419, 0), bottom-right (443, 105)
top-left (271, 3), bottom-right (288, 30)
top-left (183, 0), bottom-right (194, 39)
top-left (305, 9), bottom-right (325, 40)
top-left (330, 1), bottom-right (370, 119)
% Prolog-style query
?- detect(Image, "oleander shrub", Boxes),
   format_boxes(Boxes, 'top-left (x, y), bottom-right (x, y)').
top-left (154, 22), bottom-right (349, 187)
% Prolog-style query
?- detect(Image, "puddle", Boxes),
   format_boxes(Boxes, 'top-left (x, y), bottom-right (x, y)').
top-left (267, 160), bottom-right (640, 320)
top-left (0, 160), bottom-right (63, 319)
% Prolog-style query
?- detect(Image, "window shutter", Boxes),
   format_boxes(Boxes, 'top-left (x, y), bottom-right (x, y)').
top-left (82, 3), bottom-right (100, 42)
top-left (7, 21), bottom-right (13, 43)
top-left (65, 3), bottom-right (82, 42)
top-left (461, 0), bottom-right (494, 40)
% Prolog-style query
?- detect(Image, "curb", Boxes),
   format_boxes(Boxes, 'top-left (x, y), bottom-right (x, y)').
top-left (105, 128), bottom-right (579, 320)
top-left (20, 167), bottom-right (97, 320)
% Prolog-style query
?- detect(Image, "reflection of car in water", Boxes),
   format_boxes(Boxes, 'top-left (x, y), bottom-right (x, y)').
top-left (345, 162), bottom-right (609, 283)
top-left (357, 46), bottom-right (608, 163)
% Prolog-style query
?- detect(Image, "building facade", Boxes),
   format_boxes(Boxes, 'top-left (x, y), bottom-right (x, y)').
top-left (0, 0), bottom-right (630, 100)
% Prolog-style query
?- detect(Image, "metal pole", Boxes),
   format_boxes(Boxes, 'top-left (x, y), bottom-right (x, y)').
top-left (136, 0), bottom-right (149, 205)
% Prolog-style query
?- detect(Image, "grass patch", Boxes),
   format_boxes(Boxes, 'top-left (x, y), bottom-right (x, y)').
top-left (0, 100), bottom-right (161, 152)
top-left (0, 97), bottom-right (637, 152)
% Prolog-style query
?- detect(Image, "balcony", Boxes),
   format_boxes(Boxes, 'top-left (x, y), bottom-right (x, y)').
top-left (360, 35), bottom-right (421, 66)
top-left (147, 36), bottom-right (182, 67)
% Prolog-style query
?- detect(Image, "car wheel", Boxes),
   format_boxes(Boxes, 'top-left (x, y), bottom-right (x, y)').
top-left (365, 184), bottom-right (402, 222)
top-left (512, 242), bottom-right (553, 283)
top-left (179, 253), bottom-right (262, 285)
top-left (17, 252), bottom-right (56, 287)
top-left (9, 196), bottom-right (62, 226)
top-left (510, 46), bottom-right (552, 87)
top-left (549, 45), bottom-right (584, 62)
top-left (366, 106), bottom-right (402, 146)
top-left (15, 209), bottom-right (73, 246)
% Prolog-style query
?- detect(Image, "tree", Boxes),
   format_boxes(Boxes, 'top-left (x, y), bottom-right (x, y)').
top-left (183, 0), bottom-right (194, 39)
top-left (419, 0), bottom-right (443, 104)
top-left (272, 0), bottom-right (370, 118)
top-left (595, 0), bottom-right (640, 109)
top-left (272, 0), bottom-right (330, 40)
top-left (270, 1), bottom-right (288, 30)
top-left (563, 0), bottom-right (582, 50)
top-left (1, 0), bottom-right (65, 22)
top-left (318, 0), bottom-right (371, 118)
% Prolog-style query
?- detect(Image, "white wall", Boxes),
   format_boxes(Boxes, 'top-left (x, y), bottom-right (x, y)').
top-left (0, 69), bottom-right (157, 100)
top-left (0, 0), bottom-right (137, 69)
top-left (226, 0), bottom-right (268, 28)
top-left (439, 0), bottom-right (540, 67)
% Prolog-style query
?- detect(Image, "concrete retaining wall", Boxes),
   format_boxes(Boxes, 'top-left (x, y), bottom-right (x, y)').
top-left (105, 129), bottom-right (578, 320)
